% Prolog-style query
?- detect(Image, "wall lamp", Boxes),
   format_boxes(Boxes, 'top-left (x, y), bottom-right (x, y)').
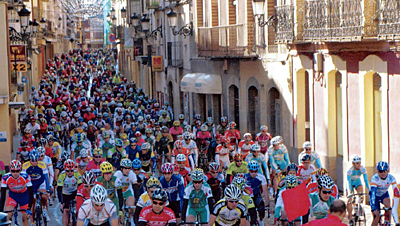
top-left (167, 10), bottom-right (193, 36)
top-left (252, 0), bottom-right (275, 27)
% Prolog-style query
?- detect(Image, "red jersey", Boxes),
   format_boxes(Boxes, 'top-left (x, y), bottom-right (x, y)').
top-left (21, 135), bottom-right (35, 148)
top-left (139, 206), bottom-right (176, 226)
top-left (1, 172), bottom-right (32, 194)
top-left (196, 131), bottom-right (211, 146)
top-left (171, 148), bottom-right (191, 168)
top-left (86, 159), bottom-right (104, 178)
top-left (179, 167), bottom-right (191, 186)
top-left (169, 127), bottom-right (183, 141)
top-left (76, 182), bottom-right (102, 210)
top-left (304, 214), bottom-right (346, 226)
top-left (255, 132), bottom-right (272, 154)
top-left (238, 140), bottom-right (255, 159)
top-left (45, 147), bottom-right (54, 158)
top-left (224, 129), bottom-right (241, 146)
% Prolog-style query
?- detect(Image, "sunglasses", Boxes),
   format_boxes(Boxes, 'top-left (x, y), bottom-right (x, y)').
top-left (228, 200), bottom-right (239, 203)
top-left (305, 148), bottom-right (311, 151)
top-left (94, 156), bottom-right (102, 158)
top-left (378, 170), bottom-right (387, 173)
top-left (321, 190), bottom-right (332, 194)
top-left (210, 171), bottom-right (217, 174)
top-left (235, 160), bottom-right (242, 163)
top-left (94, 204), bottom-right (104, 207)
top-left (153, 201), bottom-right (165, 206)
top-left (273, 144), bottom-right (279, 147)
top-left (11, 170), bottom-right (20, 173)
top-left (193, 180), bottom-right (203, 184)
top-left (163, 172), bottom-right (172, 175)
top-left (84, 184), bottom-right (95, 188)
top-left (66, 170), bottom-right (74, 173)
top-left (262, 130), bottom-right (268, 132)
top-left (131, 144), bottom-right (137, 146)
top-left (103, 172), bottom-right (112, 175)
top-left (133, 168), bottom-right (141, 171)
top-left (250, 170), bottom-right (258, 173)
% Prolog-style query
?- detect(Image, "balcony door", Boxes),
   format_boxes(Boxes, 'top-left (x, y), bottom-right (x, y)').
top-left (229, 85), bottom-right (239, 128)
top-left (248, 86), bottom-right (259, 135)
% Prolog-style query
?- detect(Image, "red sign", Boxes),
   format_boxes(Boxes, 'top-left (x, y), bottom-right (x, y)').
top-left (152, 56), bottom-right (163, 72)
top-left (109, 34), bottom-right (116, 42)
top-left (10, 45), bottom-right (26, 62)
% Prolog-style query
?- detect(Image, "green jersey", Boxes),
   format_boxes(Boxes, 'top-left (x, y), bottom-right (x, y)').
top-left (309, 192), bottom-right (335, 219)
top-left (184, 182), bottom-right (213, 209)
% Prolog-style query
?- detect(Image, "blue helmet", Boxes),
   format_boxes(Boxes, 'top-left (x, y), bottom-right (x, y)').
top-left (132, 159), bottom-right (142, 169)
top-left (115, 138), bottom-right (123, 147)
top-left (376, 161), bottom-right (389, 171)
top-left (247, 160), bottom-right (259, 171)
top-left (76, 133), bottom-right (84, 142)
top-left (29, 149), bottom-right (40, 162)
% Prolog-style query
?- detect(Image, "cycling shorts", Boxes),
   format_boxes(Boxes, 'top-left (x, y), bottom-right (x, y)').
top-left (371, 191), bottom-right (390, 212)
top-left (350, 179), bottom-right (363, 190)
top-left (167, 201), bottom-right (180, 218)
top-left (88, 221), bottom-right (111, 226)
top-left (274, 160), bottom-right (288, 171)
top-left (62, 192), bottom-right (77, 209)
top-left (187, 206), bottom-right (210, 222)
top-left (123, 190), bottom-right (133, 200)
top-left (6, 192), bottom-right (29, 210)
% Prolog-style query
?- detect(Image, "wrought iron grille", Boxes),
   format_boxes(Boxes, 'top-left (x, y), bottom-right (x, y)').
top-left (377, 0), bottom-right (400, 40)
top-left (303, 0), bottom-right (363, 42)
top-left (275, 5), bottom-right (295, 43)
top-left (167, 41), bottom-right (183, 67)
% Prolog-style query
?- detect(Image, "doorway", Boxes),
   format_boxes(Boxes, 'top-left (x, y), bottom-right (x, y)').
top-left (229, 85), bottom-right (239, 127)
top-left (269, 87), bottom-right (281, 136)
top-left (248, 86), bottom-right (259, 135)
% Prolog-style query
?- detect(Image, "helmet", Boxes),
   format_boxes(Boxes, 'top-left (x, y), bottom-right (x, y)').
top-left (229, 121), bottom-right (236, 129)
top-left (285, 175), bottom-right (299, 189)
top-left (315, 168), bottom-right (330, 177)
top-left (141, 142), bottom-right (151, 150)
top-left (271, 136), bottom-right (280, 145)
top-left (120, 158), bottom-right (132, 168)
top-left (209, 162), bottom-right (219, 171)
top-left (76, 133), bottom-right (84, 142)
top-left (276, 136), bottom-right (283, 144)
top-left (64, 159), bottom-right (75, 171)
top-left (179, 114), bottom-right (184, 120)
top-left (182, 132), bottom-right (191, 140)
top-left (233, 153), bottom-right (242, 161)
top-left (224, 184), bottom-right (242, 201)
top-left (232, 176), bottom-right (246, 191)
top-left (129, 138), bottom-right (137, 144)
top-left (161, 126), bottom-right (169, 133)
top-left (174, 140), bottom-right (183, 149)
top-left (115, 139), bottom-right (123, 147)
top-left (60, 111), bottom-right (68, 117)
top-left (173, 121), bottom-right (180, 127)
top-left (78, 117), bottom-right (84, 122)
top-left (145, 129), bottom-right (152, 134)
top-left (194, 114), bottom-right (201, 120)
top-left (250, 144), bottom-right (261, 152)
top-left (352, 155), bottom-right (362, 163)
top-left (10, 160), bottom-right (22, 171)
top-left (93, 148), bottom-right (103, 156)
top-left (260, 125), bottom-right (268, 131)
top-left (191, 169), bottom-right (204, 181)
top-left (151, 188), bottom-right (168, 202)
top-left (317, 175), bottom-right (335, 189)
top-left (243, 133), bottom-right (252, 140)
top-left (376, 161), bottom-right (389, 171)
top-left (200, 124), bottom-right (208, 132)
top-left (120, 133), bottom-right (128, 140)
top-left (29, 150), bottom-right (40, 162)
top-left (100, 162), bottom-right (113, 173)
top-left (220, 116), bottom-right (227, 123)
top-left (82, 171), bottom-right (96, 185)
top-left (24, 128), bottom-right (31, 134)
top-left (80, 149), bottom-right (89, 158)
top-left (90, 184), bottom-right (107, 205)
top-left (102, 131), bottom-right (110, 139)
top-left (248, 160), bottom-right (260, 171)
top-left (286, 163), bottom-right (298, 172)
top-left (132, 159), bottom-right (142, 169)
top-left (37, 147), bottom-right (45, 156)
top-left (39, 138), bottom-right (47, 145)
top-left (138, 116), bottom-right (144, 121)
top-left (161, 163), bottom-right (173, 174)
top-left (207, 117), bottom-right (213, 124)
top-left (176, 154), bottom-right (186, 162)
top-left (61, 151), bottom-right (70, 160)
top-left (146, 177), bottom-right (161, 189)
top-left (301, 154), bottom-right (312, 162)
top-left (220, 136), bottom-right (230, 144)
top-left (303, 141), bottom-right (312, 149)
top-left (88, 120), bottom-right (94, 126)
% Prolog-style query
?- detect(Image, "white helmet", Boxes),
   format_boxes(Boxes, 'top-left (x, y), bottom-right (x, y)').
top-left (201, 124), bottom-right (208, 132)
top-left (352, 155), bottom-right (362, 163)
top-left (90, 184), bottom-right (107, 205)
top-left (271, 136), bottom-right (280, 145)
top-left (80, 149), bottom-right (89, 158)
top-left (37, 147), bottom-right (45, 156)
top-left (303, 141), bottom-right (312, 149)
top-left (176, 154), bottom-right (187, 162)
top-left (141, 142), bottom-right (151, 150)
top-left (224, 184), bottom-right (242, 201)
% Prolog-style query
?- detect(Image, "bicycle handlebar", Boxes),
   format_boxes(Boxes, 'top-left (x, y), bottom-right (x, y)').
top-left (347, 193), bottom-right (368, 198)
top-left (3, 209), bottom-right (27, 213)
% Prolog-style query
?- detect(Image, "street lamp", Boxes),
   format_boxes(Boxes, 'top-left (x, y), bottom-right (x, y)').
top-left (39, 18), bottom-right (46, 30)
top-left (252, 0), bottom-right (275, 27)
top-left (18, 4), bottom-right (31, 32)
top-left (32, 19), bottom-right (39, 33)
top-left (167, 10), bottom-right (193, 36)
top-left (167, 10), bottom-right (177, 28)
top-left (140, 14), bottom-right (150, 31)
top-left (111, 15), bottom-right (117, 23)
top-left (110, 7), bottom-right (116, 17)
top-left (121, 7), bottom-right (126, 19)
top-left (131, 13), bottom-right (139, 27)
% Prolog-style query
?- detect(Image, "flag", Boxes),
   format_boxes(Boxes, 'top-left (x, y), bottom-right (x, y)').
top-left (282, 182), bottom-right (311, 221)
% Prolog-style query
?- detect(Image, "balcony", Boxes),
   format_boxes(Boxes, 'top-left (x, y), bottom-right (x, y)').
top-left (274, 5), bottom-right (295, 43)
top-left (303, 0), bottom-right (363, 42)
top-left (198, 24), bottom-right (254, 58)
top-left (167, 41), bottom-right (183, 67)
top-left (377, 0), bottom-right (400, 40)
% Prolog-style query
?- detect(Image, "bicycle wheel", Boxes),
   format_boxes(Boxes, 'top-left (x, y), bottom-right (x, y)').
top-left (35, 206), bottom-right (42, 226)
top-left (356, 204), bottom-right (366, 226)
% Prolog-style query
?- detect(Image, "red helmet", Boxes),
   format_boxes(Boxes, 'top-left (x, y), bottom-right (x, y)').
top-left (173, 163), bottom-right (180, 172)
top-left (10, 160), bottom-right (22, 171)
top-left (234, 153), bottom-right (243, 161)
top-left (161, 163), bottom-right (173, 174)
top-left (220, 136), bottom-right (230, 144)
top-left (64, 159), bottom-right (75, 171)
top-left (135, 131), bottom-right (142, 137)
top-left (174, 140), bottom-right (183, 149)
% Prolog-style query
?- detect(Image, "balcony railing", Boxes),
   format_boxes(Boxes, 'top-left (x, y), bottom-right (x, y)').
top-left (198, 24), bottom-right (252, 58)
top-left (303, 0), bottom-right (363, 42)
top-left (275, 5), bottom-right (295, 43)
top-left (377, 0), bottom-right (400, 40)
top-left (167, 41), bottom-right (183, 67)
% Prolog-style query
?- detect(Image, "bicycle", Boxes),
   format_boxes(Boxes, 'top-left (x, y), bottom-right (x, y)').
top-left (34, 192), bottom-right (47, 226)
top-left (68, 200), bottom-right (77, 226)
top-left (179, 220), bottom-right (208, 226)
top-left (378, 207), bottom-right (392, 226)
top-left (347, 193), bottom-right (367, 226)
top-left (120, 205), bottom-right (135, 226)
top-left (4, 207), bottom-right (27, 226)
top-left (197, 142), bottom-right (209, 173)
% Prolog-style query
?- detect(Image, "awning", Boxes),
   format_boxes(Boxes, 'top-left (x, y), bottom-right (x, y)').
top-left (194, 74), bottom-right (222, 94)
top-left (45, 37), bottom-right (57, 43)
top-left (180, 73), bottom-right (204, 93)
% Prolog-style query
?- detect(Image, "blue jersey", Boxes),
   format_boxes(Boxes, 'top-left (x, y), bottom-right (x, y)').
top-left (22, 161), bottom-right (46, 193)
top-left (160, 174), bottom-right (185, 202)
top-left (245, 173), bottom-right (267, 197)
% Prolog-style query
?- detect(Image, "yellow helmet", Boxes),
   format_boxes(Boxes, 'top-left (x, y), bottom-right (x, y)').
top-left (93, 148), bottom-right (103, 156)
top-left (120, 133), bottom-right (128, 140)
top-left (146, 177), bottom-right (161, 188)
top-left (173, 121), bottom-right (180, 127)
top-left (100, 161), bottom-right (113, 173)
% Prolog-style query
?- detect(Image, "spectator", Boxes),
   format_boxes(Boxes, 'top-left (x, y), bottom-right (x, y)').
top-left (304, 199), bottom-right (347, 226)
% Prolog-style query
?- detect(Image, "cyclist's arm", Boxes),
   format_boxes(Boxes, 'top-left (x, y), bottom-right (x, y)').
top-left (393, 197), bottom-right (400, 224)
top-left (110, 217), bottom-right (118, 226)
top-left (347, 174), bottom-right (352, 194)
top-left (181, 199), bottom-right (188, 222)
top-left (369, 186), bottom-right (377, 212)
top-left (188, 154), bottom-right (195, 170)
top-left (117, 188), bottom-right (123, 209)
top-left (57, 186), bottom-right (63, 203)
top-left (0, 187), bottom-right (6, 211)
top-left (363, 173), bottom-right (369, 190)
top-left (28, 186), bottom-right (34, 209)
top-left (315, 157), bottom-right (322, 168)
top-left (262, 161), bottom-right (271, 182)
top-left (48, 164), bottom-right (55, 186)
top-left (207, 215), bottom-right (217, 226)
top-left (134, 206), bottom-right (143, 225)
top-left (226, 174), bottom-right (232, 184)
top-left (76, 195), bottom-right (84, 211)
top-left (283, 152), bottom-right (290, 165)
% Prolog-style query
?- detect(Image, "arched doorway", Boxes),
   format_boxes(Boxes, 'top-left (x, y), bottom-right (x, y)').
top-left (229, 85), bottom-right (239, 127)
top-left (248, 86), bottom-right (259, 135)
top-left (168, 82), bottom-right (174, 111)
top-left (269, 87), bottom-right (281, 136)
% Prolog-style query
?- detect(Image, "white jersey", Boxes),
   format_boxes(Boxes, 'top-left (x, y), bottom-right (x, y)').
top-left (78, 199), bottom-right (117, 225)
top-left (371, 173), bottom-right (397, 197)
top-left (137, 192), bottom-right (169, 208)
top-left (113, 170), bottom-right (137, 194)
top-left (42, 155), bottom-right (54, 185)
top-left (182, 140), bottom-right (197, 152)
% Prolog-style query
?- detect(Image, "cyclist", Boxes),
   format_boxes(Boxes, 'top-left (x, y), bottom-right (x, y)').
top-left (297, 154), bottom-right (316, 182)
top-left (57, 159), bottom-right (82, 226)
top-left (138, 188), bottom-right (176, 226)
top-left (278, 163), bottom-right (302, 190)
top-left (99, 131), bottom-right (115, 159)
top-left (159, 163), bottom-right (185, 222)
top-left (108, 138), bottom-right (127, 169)
top-left (298, 141), bottom-right (322, 169)
top-left (96, 161), bottom-right (124, 211)
top-left (226, 153), bottom-right (249, 183)
top-left (155, 126), bottom-right (173, 164)
top-left (0, 160), bottom-right (33, 226)
top-left (206, 162), bottom-right (225, 201)
top-left (306, 168), bottom-right (339, 199)
top-left (16, 140), bottom-right (33, 165)
top-left (182, 132), bottom-right (198, 168)
top-left (245, 144), bottom-right (270, 186)
top-left (245, 160), bottom-right (270, 221)
top-left (132, 159), bottom-right (149, 197)
top-left (136, 142), bottom-right (156, 175)
top-left (232, 175), bottom-right (257, 225)
top-left (87, 148), bottom-right (105, 178)
top-left (309, 175), bottom-right (336, 220)
top-left (255, 125), bottom-right (272, 154)
top-left (171, 140), bottom-right (195, 170)
top-left (208, 184), bottom-right (247, 226)
top-left (170, 121), bottom-right (183, 141)
top-left (216, 116), bottom-right (228, 136)
top-left (268, 137), bottom-right (290, 196)
top-left (71, 133), bottom-right (91, 160)
top-left (182, 169), bottom-right (213, 224)
top-left (46, 135), bottom-right (62, 163)
top-left (134, 177), bottom-right (164, 225)
top-left (114, 158), bottom-right (138, 221)
top-left (224, 122), bottom-right (240, 150)
top-left (126, 138), bottom-right (141, 161)
top-left (274, 175), bottom-right (301, 226)
top-left (370, 161), bottom-right (397, 226)
top-left (77, 184), bottom-right (118, 226)
top-left (237, 133), bottom-right (255, 159)
top-left (176, 154), bottom-right (192, 186)
top-left (77, 171), bottom-right (102, 210)
top-left (21, 128), bottom-right (36, 148)
top-left (76, 149), bottom-right (93, 175)
top-left (346, 155), bottom-right (369, 224)
top-left (215, 136), bottom-right (232, 171)
top-left (37, 147), bottom-right (54, 206)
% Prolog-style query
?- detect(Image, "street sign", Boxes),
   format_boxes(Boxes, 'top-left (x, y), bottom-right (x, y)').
top-left (11, 63), bottom-right (28, 72)
top-left (21, 76), bottom-right (28, 83)
top-left (10, 45), bottom-right (26, 62)
top-left (152, 56), bottom-right (163, 72)
top-left (109, 34), bottom-right (116, 42)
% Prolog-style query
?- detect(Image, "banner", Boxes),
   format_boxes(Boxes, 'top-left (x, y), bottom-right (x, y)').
top-left (152, 56), bottom-right (163, 72)
top-left (10, 45), bottom-right (26, 62)
top-left (282, 182), bottom-right (311, 221)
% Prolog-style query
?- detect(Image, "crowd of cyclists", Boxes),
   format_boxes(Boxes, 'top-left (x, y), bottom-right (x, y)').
top-left (0, 48), bottom-right (399, 226)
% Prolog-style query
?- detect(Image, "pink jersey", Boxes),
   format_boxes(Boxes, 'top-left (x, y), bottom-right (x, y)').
top-left (196, 131), bottom-right (211, 145)
top-left (224, 129), bottom-right (241, 145)
top-left (255, 133), bottom-right (272, 153)
top-left (86, 159), bottom-right (104, 178)
top-left (297, 165), bottom-right (316, 182)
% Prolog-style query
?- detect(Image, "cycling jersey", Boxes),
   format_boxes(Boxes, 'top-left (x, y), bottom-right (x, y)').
top-left (22, 161), bottom-right (47, 193)
top-left (57, 170), bottom-right (82, 195)
top-left (226, 161), bottom-right (249, 181)
top-left (1, 172), bottom-right (32, 194)
top-left (215, 144), bottom-right (231, 168)
top-left (113, 170), bottom-right (137, 198)
top-left (169, 127), bottom-right (183, 141)
top-left (136, 150), bottom-right (156, 173)
top-left (182, 140), bottom-right (197, 154)
top-left (245, 172), bottom-right (267, 197)
top-left (212, 199), bottom-right (247, 226)
top-left (179, 167), bottom-right (191, 186)
top-left (347, 166), bottom-right (369, 192)
top-left (224, 129), bottom-right (241, 146)
top-left (135, 170), bottom-right (149, 197)
top-left (237, 140), bottom-right (254, 159)
top-left (76, 181), bottom-right (102, 210)
top-left (196, 131), bottom-right (211, 147)
top-left (86, 159), bottom-right (105, 178)
top-left (171, 147), bottom-right (193, 168)
top-left (48, 142), bottom-right (62, 160)
top-left (155, 134), bottom-right (173, 154)
top-left (17, 147), bottom-right (33, 162)
top-left (96, 175), bottom-right (122, 202)
top-left (370, 173), bottom-right (397, 197)
top-left (255, 132), bottom-right (272, 154)
top-left (298, 150), bottom-right (322, 169)
top-left (309, 192), bottom-right (335, 220)
top-left (139, 206), bottom-right (176, 226)
top-left (268, 145), bottom-right (290, 170)
top-left (160, 174), bottom-right (185, 202)
top-left (184, 181), bottom-right (213, 209)
top-left (297, 165), bottom-right (316, 182)
top-left (78, 199), bottom-right (118, 225)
